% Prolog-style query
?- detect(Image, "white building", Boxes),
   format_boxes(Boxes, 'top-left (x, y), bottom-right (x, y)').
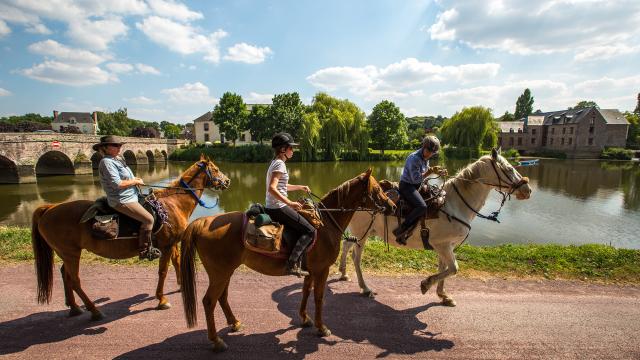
top-left (193, 105), bottom-right (269, 145)
top-left (52, 111), bottom-right (99, 135)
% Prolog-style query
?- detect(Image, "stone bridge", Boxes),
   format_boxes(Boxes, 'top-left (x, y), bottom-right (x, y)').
top-left (0, 133), bottom-right (186, 183)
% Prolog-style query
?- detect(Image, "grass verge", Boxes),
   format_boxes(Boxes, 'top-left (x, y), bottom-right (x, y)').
top-left (4, 226), bottom-right (639, 283)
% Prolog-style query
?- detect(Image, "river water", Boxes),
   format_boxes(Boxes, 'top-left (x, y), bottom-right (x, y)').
top-left (1, 159), bottom-right (638, 249)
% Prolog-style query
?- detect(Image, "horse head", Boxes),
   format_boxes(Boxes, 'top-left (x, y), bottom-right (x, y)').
top-left (196, 154), bottom-right (230, 190)
top-left (358, 168), bottom-right (397, 214)
top-left (478, 148), bottom-right (532, 200)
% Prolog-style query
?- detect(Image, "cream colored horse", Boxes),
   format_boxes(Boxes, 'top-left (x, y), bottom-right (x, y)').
top-left (340, 150), bottom-right (532, 306)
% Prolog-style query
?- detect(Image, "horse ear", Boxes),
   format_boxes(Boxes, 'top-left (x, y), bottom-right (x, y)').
top-left (199, 153), bottom-right (206, 161)
top-left (491, 148), bottom-right (498, 160)
top-left (364, 168), bottom-right (372, 178)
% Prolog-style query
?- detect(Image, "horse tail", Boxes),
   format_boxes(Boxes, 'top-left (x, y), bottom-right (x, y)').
top-left (32, 205), bottom-right (55, 304)
top-left (180, 219), bottom-right (201, 328)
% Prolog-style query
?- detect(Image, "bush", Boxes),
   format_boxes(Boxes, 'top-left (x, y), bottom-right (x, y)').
top-left (170, 144), bottom-right (272, 162)
top-left (601, 147), bottom-right (633, 160)
top-left (502, 148), bottom-right (520, 159)
top-left (527, 150), bottom-right (567, 159)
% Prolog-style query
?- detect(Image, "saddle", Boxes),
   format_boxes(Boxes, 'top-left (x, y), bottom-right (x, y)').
top-left (242, 203), bottom-right (319, 258)
top-left (79, 194), bottom-right (165, 240)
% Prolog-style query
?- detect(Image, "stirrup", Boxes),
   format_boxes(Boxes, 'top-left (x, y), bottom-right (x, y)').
top-left (286, 262), bottom-right (309, 277)
top-left (140, 246), bottom-right (161, 261)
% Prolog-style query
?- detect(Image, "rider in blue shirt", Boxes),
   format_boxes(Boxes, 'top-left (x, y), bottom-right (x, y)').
top-left (393, 135), bottom-right (446, 245)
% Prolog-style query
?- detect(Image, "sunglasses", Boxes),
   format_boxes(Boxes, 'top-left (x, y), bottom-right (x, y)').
top-left (108, 144), bottom-right (123, 148)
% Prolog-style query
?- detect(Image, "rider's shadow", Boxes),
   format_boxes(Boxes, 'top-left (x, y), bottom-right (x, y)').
top-left (0, 293), bottom-right (155, 356)
top-left (271, 280), bottom-right (454, 358)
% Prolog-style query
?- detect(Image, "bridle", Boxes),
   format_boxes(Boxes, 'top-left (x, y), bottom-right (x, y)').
top-left (177, 161), bottom-right (229, 209)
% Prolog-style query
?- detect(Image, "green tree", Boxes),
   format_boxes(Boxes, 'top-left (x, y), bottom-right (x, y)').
top-left (310, 92), bottom-right (368, 160)
top-left (633, 93), bottom-right (639, 115)
top-left (97, 108), bottom-right (131, 136)
top-left (514, 88), bottom-right (534, 120)
top-left (0, 113), bottom-right (52, 124)
top-left (625, 112), bottom-right (640, 149)
top-left (247, 104), bottom-right (272, 144)
top-left (269, 92), bottom-right (305, 139)
top-left (499, 111), bottom-right (515, 122)
top-left (212, 92), bottom-right (247, 146)
top-left (163, 124), bottom-right (182, 139)
top-left (440, 106), bottom-right (497, 152)
top-left (571, 100), bottom-right (599, 110)
top-left (367, 100), bottom-right (408, 154)
top-left (299, 112), bottom-right (321, 161)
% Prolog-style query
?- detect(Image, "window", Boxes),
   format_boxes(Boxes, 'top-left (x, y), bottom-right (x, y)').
top-left (69, 117), bottom-right (76, 124)
top-left (561, 138), bottom-right (565, 145)
top-left (509, 138), bottom-right (514, 146)
top-left (569, 127), bottom-right (574, 134)
top-left (517, 137), bottom-right (522, 146)
top-left (204, 133), bottom-right (209, 142)
top-left (551, 128), bottom-right (555, 134)
top-left (568, 138), bottom-right (572, 145)
top-left (204, 123), bottom-right (209, 131)
top-left (589, 126), bottom-right (594, 134)
top-left (532, 129), bottom-right (537, 135)
top-left (509, 128), bottom-right (514, 133)
top-left (517, 129), bottom-right (522, 133)
top-left (562, 127), bottom-right (566, 134)
top-left (550, 138), bottom-right (554, 145)
top-left (590, 116), bottom-right (595, 125)
top-left (531, 138), bottom-right (536, 144)
top-left (588, 138), bottom-right (593, 145)
top-left (240, 134), bottom-right (246, 142)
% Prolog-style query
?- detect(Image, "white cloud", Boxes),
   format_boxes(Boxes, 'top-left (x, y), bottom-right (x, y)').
top-left (574, 75), bottom-right (640, 94)
top-left (125, 96), bottom-right (158, 105)
top-left (19, 60), bottom-right (117, 86)
top-left (223, 43), bottom-right (273, 64)
top-left (161, 82), bottom-right (216, 104)
top-left (147, 0), bottom-right (203, 22)
top-left (135, 63), bottom-right (160, 75)
top-left (0, 20), bottom-right (10, 37)
top-left (245, 92), bottom-right (273, 104)
top-left (28, 40), bottom-right (107, 65)
top-left (428, 1), bottom-right (640, 58)
top-left (25, 23), bottom-right (51, 34)
top-left (66, 16), bottom-right (128, 50)
top-left (574, 44), bottom-right (640, 62)
top-left (136, 16), bottom-right (227, 63)
top-left (0, 88), bottom-right (11, 96)
top-left (106, 62), bottom-right (135, 73)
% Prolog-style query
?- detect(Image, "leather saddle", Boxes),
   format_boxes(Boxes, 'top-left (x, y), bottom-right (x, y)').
top-left (80, 195), bottom-right (163, 240)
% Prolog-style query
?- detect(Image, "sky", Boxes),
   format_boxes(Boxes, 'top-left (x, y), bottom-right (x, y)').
top-left (0, 0), bottom-right (639, 124)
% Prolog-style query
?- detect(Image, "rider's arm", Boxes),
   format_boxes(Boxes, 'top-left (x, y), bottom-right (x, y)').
top-left (100, 159), bottom-right (142, 190)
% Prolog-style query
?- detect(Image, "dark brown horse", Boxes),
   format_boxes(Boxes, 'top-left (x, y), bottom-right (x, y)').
top-left (32, 155), bottom-right (229, 320)
top-left (180, 169), bottom-right (396, 351)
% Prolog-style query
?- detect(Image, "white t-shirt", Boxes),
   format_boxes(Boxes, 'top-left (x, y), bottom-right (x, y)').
top-left (265, 159), bottom-right (289, 209)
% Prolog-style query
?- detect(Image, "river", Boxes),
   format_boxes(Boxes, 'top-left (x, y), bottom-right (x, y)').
top-left (1, 159), bottom-right (638, 249)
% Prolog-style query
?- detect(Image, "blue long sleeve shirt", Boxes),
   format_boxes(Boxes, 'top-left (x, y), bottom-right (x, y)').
top-left (400, 149), bottom-right (430, 185)
top-left (98, 156), bottom-right (139, 207)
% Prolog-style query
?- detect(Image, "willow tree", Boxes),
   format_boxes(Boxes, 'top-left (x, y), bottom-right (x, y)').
top-left (310, 92), bottom-right (369, 160)
top-left (298, 112), bottom-right (321, 161)
top-left (440, 106), bottom-right (496, 153)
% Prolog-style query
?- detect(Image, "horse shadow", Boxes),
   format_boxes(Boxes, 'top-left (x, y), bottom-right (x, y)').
top-left (115, 281), bottom-right (453, 359)
top-left (0, 293), bottom-right (156, 356)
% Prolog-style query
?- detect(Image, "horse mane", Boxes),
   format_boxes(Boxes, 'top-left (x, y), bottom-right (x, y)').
top-left (319, 175), bottom-right (362, 208)
top-left (444, 156), bottom-right (488, 192)
top-left (153, 162), bottom-right (199, 198)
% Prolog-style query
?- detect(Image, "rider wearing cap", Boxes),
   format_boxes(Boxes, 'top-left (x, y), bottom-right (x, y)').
top-left (265, 132), bottom-right (316, 277)
top-left (392, 135), bottom-right (446, 245)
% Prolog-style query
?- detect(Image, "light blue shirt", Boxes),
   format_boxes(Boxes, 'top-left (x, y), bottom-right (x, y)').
top-left (99, 156), bottom-right (139, 207)
top-left (400, 149), bottom-right (430, 185)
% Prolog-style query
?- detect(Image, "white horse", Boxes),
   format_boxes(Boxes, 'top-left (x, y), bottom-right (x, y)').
top-left (340, 149), bottom-right (532, 306)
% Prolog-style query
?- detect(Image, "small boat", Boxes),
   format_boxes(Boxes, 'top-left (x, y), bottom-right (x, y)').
top-left (518, 159), bottom-right (540, 166)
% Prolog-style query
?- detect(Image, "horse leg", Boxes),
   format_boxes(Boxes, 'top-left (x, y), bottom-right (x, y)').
top-left (299, 275), bottom-right (314, 328)
top-left (312, 268), bottom-right (331, 337)
top-left (218, 279), bottom-right (242, 332)
top-left (435, 257), bottom-right (456, 307)
top-left (420, 248), bottom-right (458, 297)
top-left (351, 241), bottom-right (374, 298)
top-left (338, 240), bottom-right (351, 281)
top-left (62, 255), bottom-right (104, 321)
top-left (203, 277), bottom-right (231, 352)
top-left (170, 244), bottom-right (181, 288)
top-left (155, 247), bottom-right (173, 310)
top-left (60, 265), bottom-right (83, 317)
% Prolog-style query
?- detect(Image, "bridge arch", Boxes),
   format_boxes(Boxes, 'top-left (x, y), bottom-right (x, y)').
top-left (123, 150), bottom-right (137, 165)
top-left (161, 150), bottom-right (168, 161)
top-left (146, 150), bottom-right (155, 163)
top-left (0, 155), bottom-right (19, 183)
top-left (35, 151), bottom-right (75, 176)
top-left (91, 152), bottom-right (104, 169)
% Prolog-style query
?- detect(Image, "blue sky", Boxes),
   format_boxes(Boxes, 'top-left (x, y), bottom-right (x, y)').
top-left (0, 0), bottom-right (639, 124)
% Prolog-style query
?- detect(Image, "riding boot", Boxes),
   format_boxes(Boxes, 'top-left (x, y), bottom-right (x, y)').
top-left (286, 234), bottom-right (312, 277)
top-left (392, 225), bottom-right (410, 245)
top-left (138, 229), bottom-right (161, 261)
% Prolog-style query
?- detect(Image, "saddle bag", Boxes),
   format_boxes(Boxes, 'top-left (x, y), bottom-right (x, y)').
top-left (91, 214), bottom-right (119, 240)
top-left (244, 219), bottom-right (284, 254)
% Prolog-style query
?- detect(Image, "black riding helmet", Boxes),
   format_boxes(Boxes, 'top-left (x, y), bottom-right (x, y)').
top-left (271, 132), bottom-right (299, 148)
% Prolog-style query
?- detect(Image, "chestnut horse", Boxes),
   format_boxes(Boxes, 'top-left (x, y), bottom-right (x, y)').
top-left (341, 150), bottom-right (532, 306)
top-left (180, 169), bottom-right (396, 352)
top-left (31, 155), bottom-right (229, 320)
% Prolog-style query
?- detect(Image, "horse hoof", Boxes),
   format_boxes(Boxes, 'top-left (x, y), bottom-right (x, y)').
top-left (229, 321), bottom-right (243, 332)
top-left (90, 311), bottom-right (105, 321)
top-left (420, 280), bottom-right (429, 295)
top-left (317, 326), bottom-right (331, 337)
top-left (338, 275), bottom-right (350, 282)
top-left (301, 316), bottom-right (314, 328)
top-left (212, 338), bottom-right (228, 352)
top-left (361, 290), bottom-right (375, 298)
top-left (68, 307), bottom-right (84, 317)
top-left (157, 302), bottom-right (172, 310)
top-left (442, 298), bottom-right (457, 307)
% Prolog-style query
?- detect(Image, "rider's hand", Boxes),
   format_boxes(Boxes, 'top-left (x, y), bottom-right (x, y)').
top-left (289, 201), bottom-right (303, 210)
top-left (135, 178), bottom-right (145, 185)
top-left (300, 185), bottom-right (311, 193)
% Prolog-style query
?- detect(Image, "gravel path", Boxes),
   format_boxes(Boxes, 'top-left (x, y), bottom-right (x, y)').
top-left (1, 264), bottom-right (639, 359)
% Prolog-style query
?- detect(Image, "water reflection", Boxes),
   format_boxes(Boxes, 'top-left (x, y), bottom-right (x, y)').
top-left (1, 160), bottom-right (638, 249)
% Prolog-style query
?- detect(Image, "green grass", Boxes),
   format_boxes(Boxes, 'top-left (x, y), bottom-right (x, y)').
top-left (4, 226), bottom-right (639, 283)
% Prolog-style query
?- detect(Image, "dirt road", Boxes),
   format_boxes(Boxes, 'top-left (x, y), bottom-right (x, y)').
top-left (0, 264), bottom-right (638, 359)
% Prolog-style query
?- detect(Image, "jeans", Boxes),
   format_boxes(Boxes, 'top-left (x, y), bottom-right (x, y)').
top-left (398, 181), bottom-right (428, 231)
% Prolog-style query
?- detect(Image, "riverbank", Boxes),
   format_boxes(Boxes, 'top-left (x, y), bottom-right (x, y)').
top-left (3, 226), bottom-right (639, 284)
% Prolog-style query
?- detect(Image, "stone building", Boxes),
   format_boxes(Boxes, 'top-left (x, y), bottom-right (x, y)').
top-left (498, 107), bottom-right (629, 158)
top-left (52, 111), bottom-right (99, 135)
top-left (193, 104), bottom-right (269, 144)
